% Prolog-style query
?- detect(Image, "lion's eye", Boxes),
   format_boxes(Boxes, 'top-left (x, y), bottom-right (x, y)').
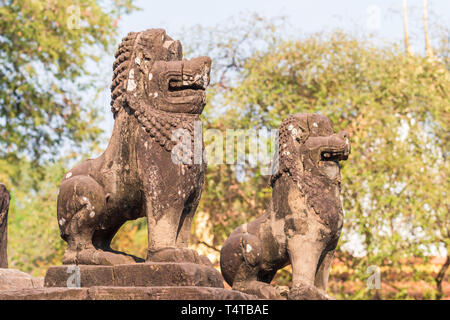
top-left (296, 126), bottom-right (308, 142)
top-left (143, 52), bottom-right (152, 61)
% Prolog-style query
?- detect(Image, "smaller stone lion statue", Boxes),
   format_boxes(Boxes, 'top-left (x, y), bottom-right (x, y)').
top-left (220, 113), bottom-right (350, 299)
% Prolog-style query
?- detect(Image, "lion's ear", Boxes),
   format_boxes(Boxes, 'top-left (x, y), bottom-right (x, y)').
top-left (295, 125), bottom-right (309, 143)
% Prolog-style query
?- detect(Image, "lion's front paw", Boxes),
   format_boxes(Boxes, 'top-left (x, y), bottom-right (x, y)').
top-left (233, 281), bottom-right (284, 300)
top-left (288, 283), bottom-right (331, 300)
top-left (62, 249), bottom-right (78, 265)
top-left (274, 285), bottom-right (290, 299)
top-left (147, 247), bottom-right (212, 266)
top-left (76, 249), bottom-right (137, 265)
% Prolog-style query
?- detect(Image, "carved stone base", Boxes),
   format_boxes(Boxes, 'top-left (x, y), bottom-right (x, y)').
top-left (0, 263), bottom-right (257, 300)
top-left (44, 262), bottom-right (224, 288)
top-left (0, 286), bottom-right (256, 300)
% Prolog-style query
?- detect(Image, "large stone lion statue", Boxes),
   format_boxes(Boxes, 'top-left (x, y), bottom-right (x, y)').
top-left (220, 113), bottom-right (350, 299)
top-left (57, 29), bottom-right (212, 265)
top-left (0, 184), bottom-right (9, 268)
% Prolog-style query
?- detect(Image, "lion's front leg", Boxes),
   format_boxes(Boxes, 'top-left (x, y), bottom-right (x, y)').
top-left (314, 249), bottom-right (335, 292)
top-left (144, 195), bottom-right (208, 265)
top-left (287, 235), bottom-right (330, 300)
top-left (174, 189), bottom-right (200, 249)
top-left (175, 190), bottom-right (212, 266)
top-left (145, 203), bottom-right (179, 251)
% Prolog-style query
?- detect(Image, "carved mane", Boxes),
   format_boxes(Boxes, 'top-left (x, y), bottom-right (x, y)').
top-left (270, 115), bottom-right (305, 187)
top-left (110, 32), bottom-right (138, 118)
top-left (270, 114), bottom-right (344, 230)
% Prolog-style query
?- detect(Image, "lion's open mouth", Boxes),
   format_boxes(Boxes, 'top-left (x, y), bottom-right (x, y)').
top-left (321, 149), bottom-right (348, 161)
top-left (320, 140), bottom-right (350, 161)
top-left (167, 74), bottom-right (207, 96)
top-left (150, 56), bottom-right (211, 110)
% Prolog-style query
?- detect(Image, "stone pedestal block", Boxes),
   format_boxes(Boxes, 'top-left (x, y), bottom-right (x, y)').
top-left (0, 286), bottom-right (255, 300)
top-left (0, 269), bottom-right (44, 291)
top-left (44, 262), bottom-right (224, 288)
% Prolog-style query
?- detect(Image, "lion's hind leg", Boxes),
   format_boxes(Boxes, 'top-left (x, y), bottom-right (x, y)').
top-left (58, 175), bottom-right (134, 265)
top-left (58, 175), bottom-right (104, 264)
top-left (221, 233), bottom-right (282, 300)
top-left (173, 191), bottom-right (211, 266)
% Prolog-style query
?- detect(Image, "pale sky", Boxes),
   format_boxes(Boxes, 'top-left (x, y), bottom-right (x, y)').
top-left (93, 0), bottom-right (450, 141)
top-left (116, 0), bottom-right (448, 40)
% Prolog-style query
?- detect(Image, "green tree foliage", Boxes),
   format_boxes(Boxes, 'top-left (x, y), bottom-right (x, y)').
top-left (183, 15), bottom-right (449, 299)
top-left (3, 159), bottom-right (66, 274)
top-left (0, 0), bottom-right (136, 164)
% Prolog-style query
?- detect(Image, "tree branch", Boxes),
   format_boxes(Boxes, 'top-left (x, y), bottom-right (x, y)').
top-left (435, 255), bottom-right (450, 299)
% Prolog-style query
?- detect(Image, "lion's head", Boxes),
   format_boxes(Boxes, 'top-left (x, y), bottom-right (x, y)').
top-left (271, 113), bottom-right (350, 230)
top-left (111, 29), bottom-right (211, 118)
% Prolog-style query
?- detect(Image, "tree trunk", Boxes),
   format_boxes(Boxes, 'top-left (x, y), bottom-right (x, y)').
top-left (435, 255), bottom-right (449, 299)
top-left (0, 184), bottom-right (9, 268)
top-left (402, 0), bottom-right (413, 55)
top-left (423, 0), bottom-right (434, 59)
